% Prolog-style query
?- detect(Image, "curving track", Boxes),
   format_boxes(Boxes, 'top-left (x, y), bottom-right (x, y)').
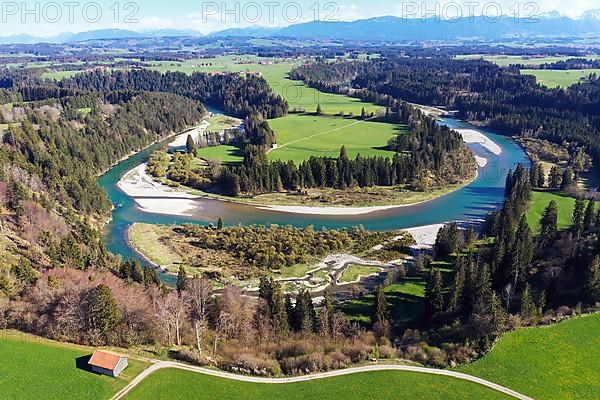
top-left (111, 361), bottom-right (534, 400)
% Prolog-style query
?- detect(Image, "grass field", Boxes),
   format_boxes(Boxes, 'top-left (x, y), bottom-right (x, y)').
top-left (455, 54), bottom-right (599, 67)
top-left (0, 331), bottom-right (148, 400)
top-left (196, 144), bottom-right (245, 164)
top-left (339, 265), bottom-right (381, 283)
top-left (165, 56), bottom-right (408, 165)
top-left (123, 368), bottom-right (512, 400)
top-left (460, 313), bottom-right (600, 400)
top-left (521, 69), bottom-right (600, 88)
top-left (267, 115), bottom-right (405, 164)
top-left (526, 190), bottom-right (576, 234)
top-left (151, 56), bottom-right (383, 116)
top-left (338, 263), bottom-right (453, 331)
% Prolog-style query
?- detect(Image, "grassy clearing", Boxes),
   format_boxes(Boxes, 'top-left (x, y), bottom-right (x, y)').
top-left (459, 313), bottom-right (600, 400)
top-left (123, 368), bottom-right (512, 400)
top-left (526, 190), bottom-right (576, 234)
top-left (521, 69), bottom-right (600, 88)
top-left (267, 114), bottom-right (405, 164)
top-left (339, 265), bottom-right (381, 283)
top-left (339, 261), bottom-right (453, 330)
top-left (41, 70), bottom-right (86, 80)
top-left (196, 144), bottom-right (244, 165)
top-left (275, 263), bottom-right (316, 279)
top-left (0, 330), bottom-right (148, 400)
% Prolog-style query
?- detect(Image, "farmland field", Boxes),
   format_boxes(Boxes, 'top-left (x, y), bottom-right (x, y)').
top-left (526, 190), bottom-right (576, 234)
top-left (267, 114), bottom-right (406, 164)
top-left (521, 69), bottom-right (600, 88)
top-left (455, 54), bottom-right (599, 66)
top-left (0, 331), bottom-right (148, 400)
top-left (123, 368), bottom-right (513, 400)
top-left (166, 56), bottom-right (408, 165)
top-left (153, 55), bottom-right (383, 116)
top-left (459, 313), bottom-right (600, 400)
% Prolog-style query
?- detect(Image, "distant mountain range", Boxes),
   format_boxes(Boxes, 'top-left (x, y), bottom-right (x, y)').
top-left (2, 10), bottom-right (600, 45)
top-left (0, 28), bottom-right (204, 45)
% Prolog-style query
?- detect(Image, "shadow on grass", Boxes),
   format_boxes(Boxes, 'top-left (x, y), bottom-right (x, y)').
top-left (75, 355), bottom-right (99, 374)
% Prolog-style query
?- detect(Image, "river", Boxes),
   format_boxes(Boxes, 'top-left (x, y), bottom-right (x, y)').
top-left (98, 116), bottom-right (530, 278)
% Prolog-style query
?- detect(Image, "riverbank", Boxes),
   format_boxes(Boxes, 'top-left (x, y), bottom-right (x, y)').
top-left (168, 120), bottom-right (211, 148)
top-left (457, 129), bottom-right (503, 155)
top-left (117, 164), bottom-right (200, 217)
top-left (117, 163), bottom-right (476, 217)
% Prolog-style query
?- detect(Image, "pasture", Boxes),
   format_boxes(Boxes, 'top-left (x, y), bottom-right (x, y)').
top-left (123, 368), bottom-right (513, 400)
top-left (459, 313), bottom-right (600, 400)
top-left (521, 69), bottom-right (600, 88)
top-left (267, 115), bottom-right (406, 164)
top-left (0, 331), bottom-right (148, 400)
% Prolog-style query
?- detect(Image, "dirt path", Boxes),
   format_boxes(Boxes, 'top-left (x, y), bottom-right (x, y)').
top-left (111, 361), bottom-right (534, 400)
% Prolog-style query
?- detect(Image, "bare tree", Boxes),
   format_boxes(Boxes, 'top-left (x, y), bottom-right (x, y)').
top-left (187, 276), bottom-right (213, 353)
top-left (156, 292), bottom-right (175, 345)
top-left (216, 286), bottom-right (254, 342)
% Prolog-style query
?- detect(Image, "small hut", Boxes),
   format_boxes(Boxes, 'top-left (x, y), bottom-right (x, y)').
top-left (88, 350), bottom-right (128, 377)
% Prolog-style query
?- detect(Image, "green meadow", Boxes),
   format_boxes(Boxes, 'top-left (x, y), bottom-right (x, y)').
top-left (267, 115), bottom-right (405, 164)
top-left (0, 331), bottom-right (148, 400)
top-left (158, 56), bottom-right (408, 165)
top-left (124, 368), bottom-right (512, 400)
top-left (526, 190), bottom-right (576, 234)
top-left (521, 69), bottom-right (600, 88)
top-left (455, 54), bottom-right (599, 67)
top-left (460, 313), bottom-right (600, 400)
top-left (338, 263), bottom-right (453, 331)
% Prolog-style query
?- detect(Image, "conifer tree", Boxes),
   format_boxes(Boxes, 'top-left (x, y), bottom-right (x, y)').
top-left (561, 168), bottom-right (575, 190)
top-left (186, 134), bottom-right (196, 154)
top-left (318, 290), bottom-right (334, 336)
top-left (425, 269), bottom-right (444, 316)
top-left (548, 166), bottom-right (562, 189)
top-left (272, 281), bottom-right (289, 337)
top-left (489, 292), bottom-right (507, 336)
top-left (284, 293), bottom-right (294, 330)
top-left (91, 284), bottom-right (121, 343)
top-left (583, 200), bottom-right (596, 232)
top-left (449, 257), bottom-right (466, 313)
top-left (539, 201), bottom-right (558, 248)
top-left (585, 256), bottom-right (600, 304)
top-left (572, 198), bottom-right (585, 238)
top-left (507, 215), bottom-right (533, 288)
top-left (176, 265), bottom-right (188, 294)
top-left (371, 285), bottom-right (390, 338)
top-left (520, 283), bottom-right (538, 323)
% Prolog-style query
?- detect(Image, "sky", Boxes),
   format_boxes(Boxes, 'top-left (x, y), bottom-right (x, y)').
top-left (1, 0), bottom-right (598, 37)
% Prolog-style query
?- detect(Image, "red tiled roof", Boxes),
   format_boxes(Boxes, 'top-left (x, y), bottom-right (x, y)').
top-left (88, 350), bottom-right (124, 371)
